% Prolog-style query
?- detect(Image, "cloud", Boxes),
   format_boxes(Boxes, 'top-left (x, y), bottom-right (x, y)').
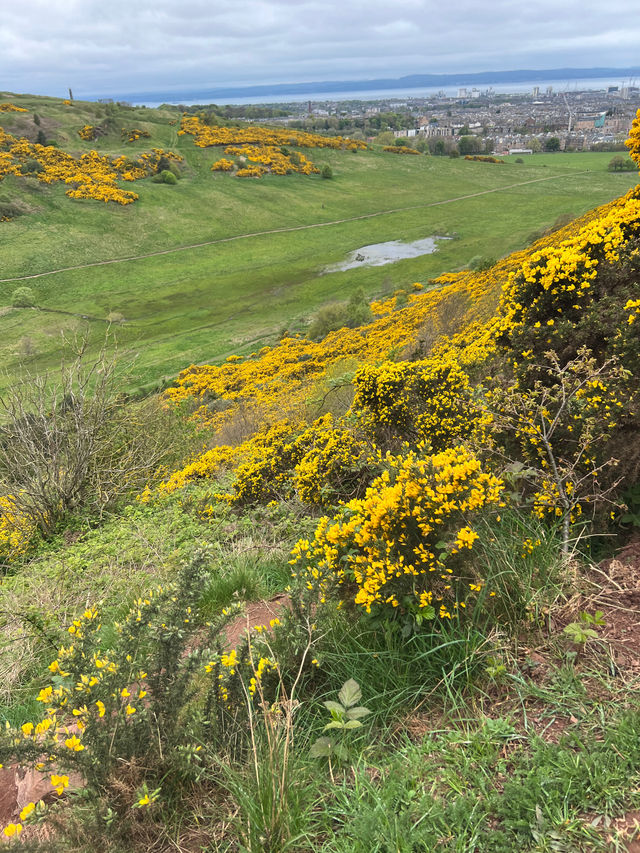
top-left (1, 0), bottom-right (638, 99)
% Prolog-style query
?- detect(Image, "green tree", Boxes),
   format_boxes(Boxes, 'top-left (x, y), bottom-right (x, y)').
top-left (544, 137), bottom-right (561, 152)
top-left (608, 155), bottom-right (635, 172)
top-left (458, 135), bottom-right (482, 155)
top-left (375, 131), bottom-right (396, 146)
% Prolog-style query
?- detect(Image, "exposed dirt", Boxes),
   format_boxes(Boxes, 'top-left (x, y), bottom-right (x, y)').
top-left (223, 593), bottom-right (291, 650)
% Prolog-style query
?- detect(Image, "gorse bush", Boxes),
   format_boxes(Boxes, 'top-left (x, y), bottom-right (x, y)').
top-left (0, 552), bottom-right (240, 845)
top-left (353, 353), bottom-right (490, 450)
top-left (291, 445), bottom-right (504, 623)
top-left (222, 414), bottom-right (378, 508)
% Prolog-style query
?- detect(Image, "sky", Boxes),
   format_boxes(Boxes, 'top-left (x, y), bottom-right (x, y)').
top-left (2, 0), bottom-right (640, 100)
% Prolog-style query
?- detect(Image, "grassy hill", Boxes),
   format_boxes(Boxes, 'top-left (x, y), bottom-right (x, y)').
top-left (0, 93), bottom-right (637, 393)
top-left (0, 97), bottom-right (639, 852)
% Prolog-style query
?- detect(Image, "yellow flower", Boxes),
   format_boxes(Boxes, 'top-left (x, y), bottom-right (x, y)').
top-left (64, 735), bottom-right (84, 751)
top-left (51, 774), bottom-right (69, 795)
top-left (19, 802), bottom-right (35, 821)
top-left (3, 823), bottom-right (22, 838)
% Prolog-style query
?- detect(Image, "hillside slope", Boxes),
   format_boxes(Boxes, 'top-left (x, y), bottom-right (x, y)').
top-left (0, 108), bottom-right (638, 853)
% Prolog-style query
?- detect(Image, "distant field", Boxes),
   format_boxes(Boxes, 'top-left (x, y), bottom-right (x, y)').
top-left (0, 94), bottom-right (637, 391)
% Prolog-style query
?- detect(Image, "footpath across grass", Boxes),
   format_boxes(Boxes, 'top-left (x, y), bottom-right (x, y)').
top-left (0, 93), bottom-right (637, 392)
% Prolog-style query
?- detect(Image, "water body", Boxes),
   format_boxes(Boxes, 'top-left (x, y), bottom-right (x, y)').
top-left (323, 236), bottom-right (448, 274)
top-left (139, 77), bottom-right (630, 108)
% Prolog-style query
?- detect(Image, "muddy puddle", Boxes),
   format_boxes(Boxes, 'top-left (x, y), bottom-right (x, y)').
top-left (323, 236), bottom-right (449, 274)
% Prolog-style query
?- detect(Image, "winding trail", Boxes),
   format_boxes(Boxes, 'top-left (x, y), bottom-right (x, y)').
top-left (0, 171), bottom-right (590, 284)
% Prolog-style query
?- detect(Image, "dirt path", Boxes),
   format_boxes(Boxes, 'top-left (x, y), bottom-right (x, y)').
top-left (0, 171), bottom-right (591, 284)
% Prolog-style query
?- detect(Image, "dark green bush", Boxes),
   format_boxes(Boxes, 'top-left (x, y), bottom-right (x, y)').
top-left (11, 286), bottom-right (36, 308)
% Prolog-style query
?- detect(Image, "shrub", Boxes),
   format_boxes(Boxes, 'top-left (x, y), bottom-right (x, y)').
top-left (352, 354), bottom-right (489, 450)
top-left (10, 286), bottom-right (36, 308)
top-left (22, 158), bottom-right (44, 174)
top-left (307, 288), bottom-right (372, 341)
top-left (223, 414), bottom-right (377, 508)
top-left (0, 552), bottom-right (239, 846)
top-left (608, 155), bottom-right (636, 172)
top-left (290, 445), bottom-right (504, 623)
top-left (321, 164), bottom-right (333, 179)
top-left (160, 169), bottom-right (177, 185)
top-left (0, 342), bottom-right (185, 540)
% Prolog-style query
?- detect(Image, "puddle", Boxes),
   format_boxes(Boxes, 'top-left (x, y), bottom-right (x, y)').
top-left (323, 236), bottom-right (449, 274)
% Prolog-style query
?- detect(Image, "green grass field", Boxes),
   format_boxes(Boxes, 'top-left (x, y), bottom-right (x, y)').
top-left (0, 93), bottom-right (637, 390)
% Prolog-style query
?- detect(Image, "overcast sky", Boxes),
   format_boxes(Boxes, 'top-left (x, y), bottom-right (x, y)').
top-left (2, 0), bottom-right (639, 100)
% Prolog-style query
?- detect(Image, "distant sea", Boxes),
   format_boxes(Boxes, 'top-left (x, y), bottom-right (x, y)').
top-left (138, 76), bottom-right (635, 108)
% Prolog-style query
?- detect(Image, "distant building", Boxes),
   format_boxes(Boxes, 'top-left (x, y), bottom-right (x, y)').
top-left (509, 148), bottom-right (533, 154)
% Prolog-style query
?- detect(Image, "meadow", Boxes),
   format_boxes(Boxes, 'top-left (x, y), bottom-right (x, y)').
top-left (1, 96), bottom-right (640, 851)
top-left (0, 94), bottom-right (637, 391)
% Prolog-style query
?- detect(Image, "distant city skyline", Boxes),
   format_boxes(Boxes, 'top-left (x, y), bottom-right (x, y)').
top-left (2, 0), bottom-right (640, 101)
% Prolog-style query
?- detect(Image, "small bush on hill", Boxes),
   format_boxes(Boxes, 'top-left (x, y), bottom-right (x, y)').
top-left (10, 286), bottom-right (36, 308)
top-left (307, 287), bottom-right (372, 340)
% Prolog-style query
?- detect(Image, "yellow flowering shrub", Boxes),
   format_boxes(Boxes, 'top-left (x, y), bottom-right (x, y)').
top-left (497, 187), bottom-right (640, 366)
top-left (0, 124), bottom-right (182, 206)
top-left (0, 496), bottom-right (36, 566)
top-left (353, 353), bottom-right (490, 451)
top-left (382, 146), bottom-right (420, 154)
top-left (290, 446), bottom-right (503, 619)
top-left (178, 114), bottom-right (364, 180)
top-left (0, 103), bottom-right (27, 113)
top-left (121, 127), bottom-right (151, 143)
top-left (211, 158), bottom-right (234, 171)
top-left (219, 414), bottom-right (378, 507)
top-left (78, 125), bottom-right (97, 141)
top-left (292, 416), bottom-right (378, 506)
top-left (625, 108), bottom-right (640, 169)
top-left (149, 444), bottom-right (239, 498)
top-left (0, 554), bottom-right (240, 821)
top-left (223, 419), bottom-right (304, 505)
top-left (178, 114), bottom-right (367, 152)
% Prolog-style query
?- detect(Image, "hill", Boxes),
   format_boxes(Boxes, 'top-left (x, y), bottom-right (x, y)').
top-left (0, 103), bottom-right (639, 852)
top-left (0, 92), bottom-right (637, 395)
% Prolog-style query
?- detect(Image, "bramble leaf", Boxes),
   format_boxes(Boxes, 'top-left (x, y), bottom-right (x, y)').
top-left (338, 679), bottom-right (361, 708)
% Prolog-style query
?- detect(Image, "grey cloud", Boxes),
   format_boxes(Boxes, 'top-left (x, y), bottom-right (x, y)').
top-left (1, 0), bottom-right (638, 99)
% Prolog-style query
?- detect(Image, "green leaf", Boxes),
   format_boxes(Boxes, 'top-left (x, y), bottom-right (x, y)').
top-left (345, 706), bottom-right (370, 720)
top-left (338, 679), bottom-right (361, 709)
top-left (343, 719), bottom-right (363, 730)
top-left (310, 737), bottom-right (334, 758)
top-left (324, 720), bottom-right (347, 731)
top-left (333, 743), bottom-right (349, 761)
top-left (323, 700), bottom-right (346, 717)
